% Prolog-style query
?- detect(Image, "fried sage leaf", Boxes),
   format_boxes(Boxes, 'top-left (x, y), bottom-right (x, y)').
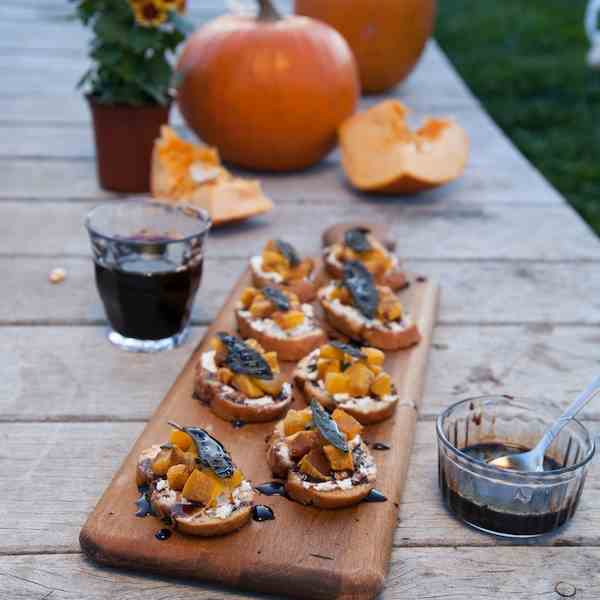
top-left (344, 227), bottom-right (372, 253)
top-left (310, 399), bottom-right (348, 453)
top-left (329, 340), bottom-right (365, 360)
top-left (262, 286), bottom-right (290, 311)
top-left (217, 332), bottom-right (273, 380)
top-left (275, 239), bottom-right (300, 267)
top-left (169, 422), bottom-right (234, 479)
top-left (343, 261), bottom-right (379, 319)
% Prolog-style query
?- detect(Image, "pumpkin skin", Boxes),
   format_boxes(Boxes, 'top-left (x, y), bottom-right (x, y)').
top-left (294, 0), bottom-right (436, 94)
top-left (339, 100), bottom-right (469, 194)
top-left (177, 8), bottom-right (359, 172)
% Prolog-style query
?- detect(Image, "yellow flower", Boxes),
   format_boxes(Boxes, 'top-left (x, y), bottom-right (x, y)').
top-left (155, 0), bottom-right (186, 14)
top-left (131, 0), bottom-right (168, 27)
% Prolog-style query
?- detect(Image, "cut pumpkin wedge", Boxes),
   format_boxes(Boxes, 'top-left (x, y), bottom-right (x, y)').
top-left (339, 100), bottom-right (469, 194)
top-left (151, 126), bottom-right (273, 225)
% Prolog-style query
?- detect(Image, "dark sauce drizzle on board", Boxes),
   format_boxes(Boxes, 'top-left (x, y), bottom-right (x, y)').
top-left (252, 505), bottom-right (275, 521)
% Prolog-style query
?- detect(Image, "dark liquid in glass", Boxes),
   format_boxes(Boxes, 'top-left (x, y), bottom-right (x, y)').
top-left (95, 254), bottom-right (203, 340)
top-left (439, 442), bottom-right (578, 536)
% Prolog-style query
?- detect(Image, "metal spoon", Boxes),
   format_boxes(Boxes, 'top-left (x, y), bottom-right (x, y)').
top-left (488, 375), bottom-right (600, 472)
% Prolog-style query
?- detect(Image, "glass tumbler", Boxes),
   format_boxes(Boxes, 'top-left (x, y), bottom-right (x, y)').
top-left (437, 395), bottom-right (595, 538)
top-left (85, 200), bottom-right (211, 352)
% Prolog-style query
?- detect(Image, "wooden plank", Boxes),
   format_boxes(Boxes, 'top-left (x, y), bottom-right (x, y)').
top-left (2, 547), bottom-right (598, 600)
top-left (0, 153), bottom-right (565, 206)
top-left (3, 325), bottom-right (599, 422)
top-left (2, 421), bottom-right (599, 555)
top-left (79, 270), bottom-right (438, 600)
top-left (1, 548), bottom-right (599, 600)
top-left (422, 324), bottom-right (600, 419)
top-left (4, 258), bottom-right (600, 326)
top-left (2, 202), bottom-right (595, 259)
top-left (0, 326), bottom-right (206, 422)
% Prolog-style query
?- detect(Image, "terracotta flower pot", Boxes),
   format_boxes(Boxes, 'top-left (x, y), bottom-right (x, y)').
top-left (87, 97), bottom-right (171, 193)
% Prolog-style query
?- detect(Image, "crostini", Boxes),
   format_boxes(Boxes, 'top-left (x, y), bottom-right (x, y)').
top-left (323, 226), bottom-right (407, 290)
top-left (195, 333), bottom-right (293, 422)
top-left (136, 422), bottom-right (254, 536)
top-left (266, 400), bottom-right (376, 508)
top-left (235, 286), bottom-right (327, 361)
top-left (294, 341), bottom-right (399, 424)
top-left (250, 239), bottom-right (318, 302)
top-left (319, 261), bottom-right (420, 350)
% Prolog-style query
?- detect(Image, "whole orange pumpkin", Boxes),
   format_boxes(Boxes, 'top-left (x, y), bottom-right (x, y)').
top-left (294, 0), bottom-right (436, 94)
top-left (176, 0), bottom-right (359, 172)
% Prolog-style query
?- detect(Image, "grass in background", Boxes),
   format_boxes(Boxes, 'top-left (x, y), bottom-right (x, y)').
top-left (436, 0), bottom-right (600, 235)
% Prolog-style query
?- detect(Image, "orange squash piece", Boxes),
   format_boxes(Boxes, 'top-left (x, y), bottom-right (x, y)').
top-left (299, 448), bottom-right (332, 481)
top-left (339, 100), bottom-right (469, 194)
top-left (283, 408), bottom-right (313, 436)
top-left (151, 126), bottom-right (273, 225)
top-left (323, 445), bottom-right (354, 471)
top-left (332, 408), bottom-right (363, 440)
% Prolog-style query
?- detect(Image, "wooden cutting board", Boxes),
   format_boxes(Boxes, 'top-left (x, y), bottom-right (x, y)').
top-left (80, 266), bottom-right (439, 600)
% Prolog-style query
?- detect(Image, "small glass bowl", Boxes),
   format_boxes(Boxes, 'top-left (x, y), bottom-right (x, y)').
top-left (437, 395), bottom-right (595, 538)
top-left (85, 200), bottom-right (211, 352)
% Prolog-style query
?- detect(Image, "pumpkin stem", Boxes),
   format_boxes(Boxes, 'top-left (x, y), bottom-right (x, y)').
top-left (257, 0), bottom-right (281, 21)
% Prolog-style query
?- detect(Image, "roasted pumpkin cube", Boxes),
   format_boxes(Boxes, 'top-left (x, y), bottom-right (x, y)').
top-left (320, 343), bottom-right (345, 361)
top-left (232, 374), bottom-right (265, 398)
top-left (262, 249), bottom-right (289, 269)
top-left (342, 246), bottom-right (359, 261)
top-left (287, 430), bottom-right (320, 460)
top-left (274, 310), bottom-right (304, 331)
top-left (287, 258), bottom-right (314, 281)
top-left (151, 446), bottom-right (186, 476)
top-left (263, 351), bottom-right (279, 372)
top-left (283, 408), bottom-right (312, 436)
top-left (217, 367), bottom-right (233, 385)
top-left (167, 463), bottom-right (191, 491)
top-left (240, 287), bottom-right (258, 309)
top-left (254, 374), bottom-right (284, 396)
top-left (317, 358), bottom-right (341, 380)
top-left (169, 429), bottom-right (192, 451)
top-left (298, 448), bottom-right (331, 481)
top-left (361, 347), bottom-right (385, 366)
top-left (225, 468), bottom-right (243, 490)
top-left (378, 293), bottom-right (403, 321)
top-left (371, 372), bottom-right (392, 397)
top-left (182, 468), bottom-right (226, 507)
top-left (325, 372), bottom-right (350, 395)
top-left (368, 364), bottom-right (383, 376)
top-left (244, 338), bottom-right (265, 353)
top-left (346, 362), bottom-right (375, 397)
top-left (210, 336), bottom-right (225, 353)
top-left (250, 299), bottom-right (276, 319)
top-left (332, 408), bottom-right (363, 440)
top-left (329, 286), bottom-right (351, 304)
top-left (323, 445), bottom-right (354, 471)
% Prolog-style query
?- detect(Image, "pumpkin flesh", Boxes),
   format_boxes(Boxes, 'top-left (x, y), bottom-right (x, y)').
top-left (339, 100), bottom-right (469, 194)
top-left (177, 11), bottom-right (359, 172)
top-left (294, 0), bottom-right (436, 93)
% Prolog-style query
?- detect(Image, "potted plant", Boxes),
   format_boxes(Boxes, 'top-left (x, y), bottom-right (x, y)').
top-left (73, 0), bottom-right (192, 193)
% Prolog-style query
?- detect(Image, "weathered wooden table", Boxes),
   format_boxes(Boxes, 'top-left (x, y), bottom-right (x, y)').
top-left (2, 1), bottom-right (600, 598)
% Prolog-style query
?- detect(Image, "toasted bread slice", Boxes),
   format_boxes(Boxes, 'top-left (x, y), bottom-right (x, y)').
top-left (324, 249), bottom-right (407, 290)
top-left (292, 351), bottom-right (398, 425)
top-left (285, 471), bottom-right (373, 509)
top-left (319, 284), bottom-right (420, 351)
top-left (150, 480), bottom-right (253, 537)
top-left (250, 255), bottom-right (317, 303)
top-left (323, 230), bottom-right (408, 291)
top-left (195, 351), bottom-right (292, 422)
top-left (265, 408), bottom-right (376, 508)
top-left (235, 309), bottom-right (327, 362)
top-left (136, 424), bottom-right (254, 537)
top-left (151, 126), bottom-right (273, 226)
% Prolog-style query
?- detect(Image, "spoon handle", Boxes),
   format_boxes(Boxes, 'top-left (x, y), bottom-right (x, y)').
top-left (535, 374), bottom-right (600, 455)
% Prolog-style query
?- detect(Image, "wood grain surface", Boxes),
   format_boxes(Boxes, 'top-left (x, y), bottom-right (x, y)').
top-left (79, 268), bottom-right (439, 600)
